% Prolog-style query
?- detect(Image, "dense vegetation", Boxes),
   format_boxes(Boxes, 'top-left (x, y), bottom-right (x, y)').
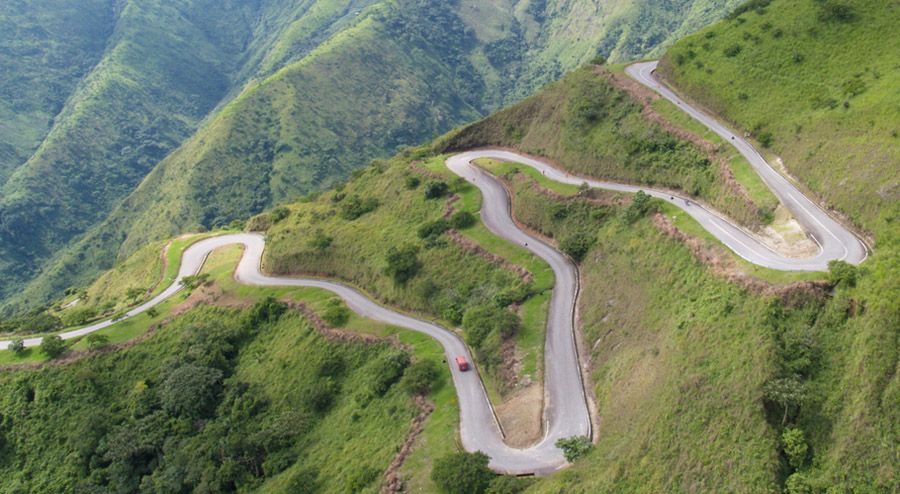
top-left (2, 0), bottom-right (747, 314)
top-left (0, 300), bottom-right (431, 493)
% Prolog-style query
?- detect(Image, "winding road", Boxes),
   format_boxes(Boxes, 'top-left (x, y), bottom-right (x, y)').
top-left (0, 62), bottom-right (868, 475)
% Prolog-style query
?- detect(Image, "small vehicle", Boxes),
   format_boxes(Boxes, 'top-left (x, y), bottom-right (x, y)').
top-left (455, 356), bottom-right (469, 372)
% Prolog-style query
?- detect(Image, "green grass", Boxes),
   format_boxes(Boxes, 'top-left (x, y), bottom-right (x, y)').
top-left (659, 0), bottom-right (900, 235)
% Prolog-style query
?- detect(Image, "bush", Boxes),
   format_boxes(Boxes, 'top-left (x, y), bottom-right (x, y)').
top-left (449, 211), bottom-right (476, 229)
top-left (818, 1), bottom-right (855, 23)
top-left (424, 181), bottom-right (450, 199)
top-left (555, 435), bottom-right (593, 462)
top-left (418, 219), bottom-right (450, 240)
top-left (431, 451), bottom-right (495, 494)
top-left (462, 305), bottom-right (520, 350)
top-left (246, 296), bottom-right (287, 326)
top-left (405, 175), bottom-right (421, 189)
top-left (160, 363), bottom-right (224, 419)
top-left (622, 190), bottom-right (655, 224)
top-left (384, 245), bottom-right (421, 284)
top-left (559, 231), bottom-right (595, 262)
top-left (9, 339), bottom-right (26, 356)
top-left (723, 44), bottom-right (743, 57)
top-left (86, 334), bottom-right (110, 351)
top-left (287, 467), bottom-right (320, 494)
top-left (782, 427), bottom-right (808, 469)
top-left (307, 230), bottom-right (333, 253)
top-left (269, 206), bottom-right (290, 223)
top-left (727, 0), bottom-right (771, 19)
top-left (400, 360), bottom-right (440, 395)
top-left (758, 131), bottom-right (774, 148)
top-left (62, 307), bottom-right (98, 326)
top-left (340, 195), bottom-right (379, 220)
top-left (40, 335), bottom-right (67, 359)
top-left (785, 472), bottom-right (813, 494)
top-left (828, 260), bottom-right (858, 288)
top-left (180, 273), bottom-right (210, 290)
top-left (321, 298), bottom-right (350, 327)
top-left (369, 351), bottom-right (411, 394)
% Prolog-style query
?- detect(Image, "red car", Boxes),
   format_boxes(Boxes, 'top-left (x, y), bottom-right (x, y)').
top-left (455, 356), bottom-right (469, 372)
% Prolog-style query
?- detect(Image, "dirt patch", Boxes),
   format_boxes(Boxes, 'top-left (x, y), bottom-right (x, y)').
top-left (382, 396), bottom-right (436, 493)
top-left (494, 383), bottom-right (544, 448)
top-left (446, 230), bottom-right (533, 283)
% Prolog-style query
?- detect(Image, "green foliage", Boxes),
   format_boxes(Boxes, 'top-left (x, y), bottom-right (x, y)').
top-left (622, 191), bottom-right (655, 224)
top-left (369, 351), bottom-right (411, 395)
top-left (400, 359), bottom-right (441, 395)
top-left (723, 44), bottom-right (743, 57)
top-left (418, 219), bottom-right (451, 240)
top-left (405, 175), bottom-right (422, 189)
top-left (555, 435), bottom-right (593, 462)
top-left (321, 298), bottom-right (350, 327)
top-left (486, 476), bottom-right (532, 494)
top-left (782, 427), bottom-right (808, 470)
top-left (307, 229), bottom-right (334, 253)
top-left (462, 305), bottom-right (520, 350)
top-left (86, 334), bottom-right (110, 351)
top-left (179, 273), bottom-right (210, 290)
top-left (146, 307), bottom-right (159, 318)
top-left (340, 195), bottom-right (380, 220)
top-left (125, 287), bottom-right (145, 301)
top-left (8, 339), bottom-right (25, 356)
top-left (431, 451), bottom-right (495, 494)
top-left (424, 181), bottom-right (451, 199)
top-left (784, 472), bottom-right (813, 494)
top-left (40, 335), bottom-right (67, 359)
top-left (728, 0), bottom-right (772, 19)
top-left (828, 260), bottom-right (858, 287)
top-left (560, 231), bottom-right (596, 262)
top-left (61, 307), bottom-right (97, 327)
top-left (450, 211), bottom-right (477, 229)
top-left (245, 296), bottom-right (288, 326)
top-left (763, 376), bottom-right (806, 425)
top-left (384, 244), bottom-right (421, 284)
top-left (159, 363), bottom-right (224, 419)
top-left (818, 1), bottom-right (855, 23)
top-left (270, 206), bottom-right (291, 223)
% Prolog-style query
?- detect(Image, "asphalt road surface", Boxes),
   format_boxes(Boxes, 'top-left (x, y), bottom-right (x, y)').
top-left (0, 61), bottom-right (868, 475)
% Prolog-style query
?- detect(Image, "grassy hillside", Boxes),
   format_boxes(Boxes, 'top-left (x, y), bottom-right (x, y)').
top-left (659, 0), bottom-right (900, 236)
top-left (441, 65), bottom-right (772, 229)
top-left (3, 0), bottom-right (749, 314)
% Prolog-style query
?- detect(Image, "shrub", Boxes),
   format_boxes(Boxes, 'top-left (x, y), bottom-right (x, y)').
top-left (180, 273), bottom-right (210, 290)
top-left (370, 351), bottom-right (411, 394)
top-left (727, 0), bottom-right (771, 19)
top-left (424, 181), bottom-right (450, 199)
top-left (782, 427), bottom-right (808, 469)
top-left (449, 211), bottom-right (476, 229)
top-left (146, 307), bottom-right (159, 318)
top-left (400, 359), bottom-right (441, 395)
top-left (758, 131), bottom-right (774, 148)
top-left (160, 363), bottom-right (224, 419)
top-left (818, 1), bottom-right (855, 23)
top-left (723, 44), bottom-right (743, 57)
top-left (62, 307), bottom-right (98, 326)
top-left (340, 195), bottom-right (379, 220)
top-left (384, 245), bottom-right (421, 284)
top-left (246, 296), bottom-right (287, 326)
top-left (269, 206), bottom-right (290, 223)
top-left (9, 339), bottom-right (25, 356)
top-left (763, 376), bottom-right (806, 425)
top-left (321, 298), bottom-right (350, 327)
top-left (418, 219), bottom-right (450, 240)
top-left (555, 436), bottom-right (593, 462)
top-left (405, 175), bottom-right (421, 189)
top-left (622, 190), bottom-right (655, 224)
top-left (307, 229), bottom-right (333, 253)
top-left (462, 305), bottom-right (520, 349)
top-left (828, 260), bottom-right (858, 287)
top-left (287, 467), bottom-right (320, 494)
top-left (785, 472), bottom-right (813, 494)
top-left (40, 335), bottom-right (67, 359)
top-left (303, 378), bottom-right (338, 413)
top-left (559, 231), bottom-right (595, 262)
top-left (431, 451), bottom-right (495, 494)
top-left (86, 334), bottom-right (110, 351)
top-left (125, 287), bottom-right (145, 301)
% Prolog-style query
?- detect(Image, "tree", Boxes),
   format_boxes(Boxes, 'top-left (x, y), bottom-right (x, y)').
top-left (622, 190), bottom-right (654, 224)
top-left (828, 260), bottom-right (858, 288)
top-left (418, 219), bottom-right (450, 240)
top-left (782, 428), bottom-right (808, 470)
top-left (400, 360), bottom-right (440, 395)
top-left (784, 472), bottom-right (813, 494)
top-left (449, 211), bottom-right (476, 229)
top-left (555, 436), bottom-right (592, 462)
top-left (321, 298), bottom-right (350, 327)
top-left (405, 175), bottom-right (421, 189)
top-left (369, 351), bottom-right (411, 395)
top-left (424, 181), bottom-right (450, 199)
top-left (159, 363), bottom-right (224, 419)
top-left (9, 339), bottom-right (26, 356)
top-left (431, 451), bottom-right (494, 494)
top-left (384, 245), bottom-right (421, 284)
top-left (246, 296), bottom-right (287, 326)
top-left (86, 334), bottom-right (110, 351)
top-left (40, 335), bottom-right (67, 359)
top-left (763, 376), bottom-right (806, 425)
top-left (462, 305), bottom-right (520, 350)
top-left (146, 307), bottom-right (159, 318)
top-left (559, 231), bottom-right (595, 262)
top-left (339, 195), bottom-right (378, 220)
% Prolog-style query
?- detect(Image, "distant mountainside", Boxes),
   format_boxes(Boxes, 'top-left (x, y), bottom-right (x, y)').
top-left (1, 0), bottom-right (745, 312)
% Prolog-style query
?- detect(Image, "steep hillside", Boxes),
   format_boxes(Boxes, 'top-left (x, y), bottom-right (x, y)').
top-left (2, 0), bottom-right (747, 313)
top-left (659, 0), bottom-right (900, 236)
